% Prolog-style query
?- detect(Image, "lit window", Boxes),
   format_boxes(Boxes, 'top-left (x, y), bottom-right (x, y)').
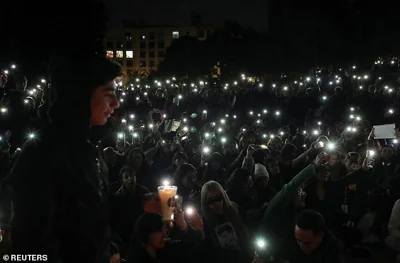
top-left (140, 32), bottom-right (146, 40)
top-left (126, 51), bottom-right (133, 58)
top-left (116, 51), bottom-right (123, 58)
top-left (172, 31), bottom-right (180, 39)
top-left (106, 50), bottom-right (114, 58)
top-left (125, 33), bottom-right (132, 40)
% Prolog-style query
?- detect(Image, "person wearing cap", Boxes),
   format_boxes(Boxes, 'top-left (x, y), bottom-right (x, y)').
top-left (10, 55), bottom-right (121, 262)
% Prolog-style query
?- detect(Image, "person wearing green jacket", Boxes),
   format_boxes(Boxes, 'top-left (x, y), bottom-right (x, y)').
top-left (259, 152), bottom-right (328, 252)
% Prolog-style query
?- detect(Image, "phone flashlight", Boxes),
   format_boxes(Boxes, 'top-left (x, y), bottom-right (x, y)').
top-left (162, 179), bottom-right (171, 186)
top-left (327, 143), bottom-right (335, 150)
top-left (203, 147), bottom-right (210, 154)
top-left (255, 238), bottom-right (267, 250)
top-left (185, 207), bottom-right (194, 216)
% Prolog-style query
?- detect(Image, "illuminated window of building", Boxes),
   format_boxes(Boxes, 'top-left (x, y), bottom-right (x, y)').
top-left (116, 51), bottom-right (124, 58)
top-left (126, 42), bottom-right (133, 49)
top-left (106, 50), bottom-right (114, 58)
top-left (117, 42), bottom-right (123, 48)
top-left (149, 60), bottom-right (156, 67)
top-left (126, 60), bottom-right (133, 67)
top-left (140, 51), bottom-right (146, 58)
top-left (172, 31), bottom-right (180, 39)
top-left (140, 32), bottom-right (146, 40)
top-left (149, 42), bottom-right (155, 49)
top-left (126, 51), bottom-right (133, 58)
top-left (149, 51), bottom-right (155, 58)
top-left (140, 60), bottom-right (146, 67)
top-left (158, 51), bottom-right (165, 57)
top-left (158, 41), bottom-right (164, 49)
top-left (125, 33), bottom-right (132, 40)
top-left (106, 41), bottom-right (114, 48)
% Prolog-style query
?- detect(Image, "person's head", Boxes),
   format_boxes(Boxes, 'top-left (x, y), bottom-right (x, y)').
top-left (222, 140), bottom-right (239, 155)
top-left (327, 151), bottom-right (340, 166)
top-left (143, 193), bottom-right (162, 214)
top-left (345, 152), bottom-right (361, 172)
top-left (295, 210), bottom-right (327, 254)
top-left (134, 213), bottom-right (167, 250)
top-left (280, 143), bottom-right (298, 162)
top-left (119, 166), bottom-right (137, 190)
top-left (254, 164), bottom-right (269, 189)
top-left (265, 158), bottom-right (280, 175)
top-left (381, 146), bottom-right (394, 161)
top-left (126, 148), bottom-right (145, 168)
top-left (267, 136), bottom-right (283, 151)
top-left (209, 152), bottom-right (223, 171)
top-left (174, 163), bottom-right (197, 190)
top-left (103, 147), bottom-right (117, 167)
top-left (239, 131), bottom-right (255, 150)
top-left (334, 86), bottom-right (342, 96)
top-left (173, 152), bottom-right (188, 167)
top-left (201, 181), bottom-right (228, 216)
top-left (14, 74), bottom-right (27, 91)
top-left (49, 55), bottom-right (121, 128)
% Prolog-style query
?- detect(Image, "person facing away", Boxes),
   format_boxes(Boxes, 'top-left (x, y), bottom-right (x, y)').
top-left (9, 55), bottom-right (121, 262)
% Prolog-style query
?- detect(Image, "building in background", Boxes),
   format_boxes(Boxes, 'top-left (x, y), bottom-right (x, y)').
top-left (104, 24), bottom-right (214, 77)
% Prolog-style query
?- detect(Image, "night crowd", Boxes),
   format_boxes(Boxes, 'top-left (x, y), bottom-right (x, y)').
top-left (1, 55), bottom-right (400, 262)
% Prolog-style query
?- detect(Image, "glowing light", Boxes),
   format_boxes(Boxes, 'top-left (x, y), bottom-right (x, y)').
top-left (162, 179), bottom-right (171, 186)
top-left (41, 79), bottom-right (46, 83)
top-left (130, 114), bottom-right (135, 119)
top-left (327, 143), bottom-right (335, 150)
top-left (11, 65), bottom-right (16, 69)
top-left (0, 108), bottom-right (7, 113)
top-left (313, 130), bottom-right (319, 136)
top-left (203, 147), bottom-right (210, 154)
top-left (275, 111), bottom-right (280, 116)
top-left (389, 109), bottom-right (394, 114)
top-left (128, 125), bottom-right (134, 131)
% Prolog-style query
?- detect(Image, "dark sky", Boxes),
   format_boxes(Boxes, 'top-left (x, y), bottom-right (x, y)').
top-left (104, 0), bottom-right (269, 30)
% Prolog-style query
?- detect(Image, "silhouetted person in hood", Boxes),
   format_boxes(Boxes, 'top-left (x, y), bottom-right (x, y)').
top-left (10, 55), bottom-right (121, 263)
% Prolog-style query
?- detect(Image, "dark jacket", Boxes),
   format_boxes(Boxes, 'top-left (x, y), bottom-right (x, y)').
top-left (10, 127), bottom-right (111, 263)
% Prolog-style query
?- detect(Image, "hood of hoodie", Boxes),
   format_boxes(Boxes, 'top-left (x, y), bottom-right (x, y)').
top-left (47, 56), bottom-right (122, 143)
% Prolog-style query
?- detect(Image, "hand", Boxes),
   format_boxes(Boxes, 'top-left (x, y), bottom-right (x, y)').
top-left (110, 253), bottom-right (121, 263)
top-left (247, 145), bottom-right (256, 157)
top-left (173, 206), bottom-right (187, 231)
top-left (314, 152), bottom-right (328, 167)
top-left (186, 209), bottom-right (204, 232)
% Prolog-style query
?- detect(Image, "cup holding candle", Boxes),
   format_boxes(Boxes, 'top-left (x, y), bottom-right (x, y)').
top-left (157, 185), bottom-right (178, 221)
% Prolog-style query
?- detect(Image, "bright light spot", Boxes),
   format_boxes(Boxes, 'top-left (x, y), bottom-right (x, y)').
top-left (275, 111), bottom-right (280, 116)
top-left (283, 86), bottom-right (288, 91)
top-left (41, 79), bottom-right (46, 83)
top-left (186, 207), bottom-right (194, 216)
top-left (205, 133), bottom-right (210, 138)
top-left (322, 96), bottom-right (327, 100)
top-left (356, 116), bottom-right (361, 121)
top-left (389, 109), bottom-right (394, 114)
top-left (178, 95), bottom-right (183, 100)
top-left (122, 119), bottom-right (127, 123)
top-left (368, 150), bottom-right (375, 157)
top-left (199, 81), bottom-right (204, 85)
top-left (149, 124), bottom-right (154, 128)
top-left (393, 139), bottom-right (399, 144)
top-left (329, 82), bottom-right (333, 85)
top-left (313, 130), bottom-right (319, 135)
top-left (318, 122), bottom-right (322, 125)
top-left (162, 179), bottom-right (171, 186)
top-left (128, 125), bottom-right (133, 131)
top-left (217, 128), bottom-right (223, 133)
top-left (130, 114), bottom-right (135, 119)
top-left (350, 115), bottom-right (354, 119)
top-left (183, 127), bottom-right (189, 132)
top-left (0, 108), bottom-right (7, 113)
top-left (272, 84), bottom-right (276, 88)
top-left (220, 119), bottom-right (226, 124)
top-left (306, 77), bottom-right (311, 81)
top-left (359, 86), bottom-right (363, 90)
top-left (249, 111), bottom-right (254, 115)
top-left (353, 66), bottom-right (356, 69)
top-left (203, 147), bottom-right (210, 154)
top-left (347, 127), bottom-right (352, 132)
top-left (259, 83), bottom-right (263, 87)
top-left (263, 109), bottom-right (267, 114)
top-left (233, 115), bottom-right (237, 119)
top-left (11, 65), bottom-right (16, 69)
top-left (28, 133), bottom-right (36, 139)
top-left (221, 137), bottom-right (227, 143)
top-left (3, 70), bottom-right (8, 74)
top-left (256, 239), bottom-right (266, 249)
top-left (133, 133), bottom-right (138, 138)
top-left (350, 107), bottom-right (354, 111)
top-left (327, 143), bottom-right (335, 150)
top-left (117, 133), bottom-right (124, 139)
top-left (203, 110), bottom-right (207, 114)
top-left (234, 81), bottom-right (238, 85)
top-left (280, 131), bottom-right (284, 136)
top-left (385, 86), bottom-right (389, 90)
top-left (364, 75), bottom-right (369, 79)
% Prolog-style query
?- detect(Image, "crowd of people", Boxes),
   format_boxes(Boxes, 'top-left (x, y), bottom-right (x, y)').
top-left (1, 55), bottom-right (400, 262)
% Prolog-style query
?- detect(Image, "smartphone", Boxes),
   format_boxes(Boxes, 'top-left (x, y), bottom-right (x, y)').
top-left (174, 195), bottom-right (183, 208)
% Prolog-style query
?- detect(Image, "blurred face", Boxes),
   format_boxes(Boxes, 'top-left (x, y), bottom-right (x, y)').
top-left (206, 189), bottom-right (224, 215)
top-left (295, 226), bottom-right (324, 254)
top-left (382, 147), bottom-right (394, 161)
top-left (182, 171), bottom-right (196, 190)
top-left (346, 161), bottom-right (360, 172)
top-left (128, 151), bottom-right (143, 167)
top-left (147, 229), bottom-right (167, 249)
top-left (328, 154), bottom-right (338, 166)
top-left (267, 161), bottom-right (280, 175)
top-left (210, 160), bottom-right (221, 171)
top-left (104, 150), bottom-right (117, 166)
top-left (90, 81), bottom-right (119, 126)
top-left (255, 177), bottom-right (269, 189)
top-left (122, 171), bottom-right (136, 190)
